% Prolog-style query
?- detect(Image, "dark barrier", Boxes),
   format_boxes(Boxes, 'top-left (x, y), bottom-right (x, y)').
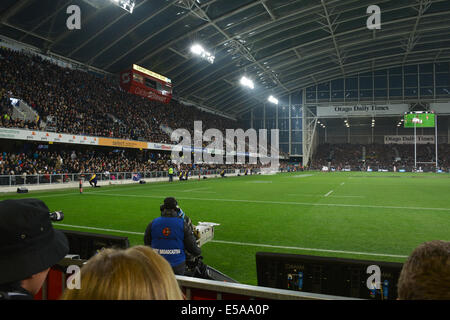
top-left (256, 252), bottom-right (403, 300)
top-left (35, 257), bottom-right (354, 300)
top-left (57, 229), bottom-right (130, 260)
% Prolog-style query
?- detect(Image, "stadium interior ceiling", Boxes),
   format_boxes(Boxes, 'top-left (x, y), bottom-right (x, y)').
top-left (1, 0), bottom-right (450, 118)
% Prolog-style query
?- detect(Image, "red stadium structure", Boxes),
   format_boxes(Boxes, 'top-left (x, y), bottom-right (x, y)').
top-left (120, 64), bottom-right (172, 104)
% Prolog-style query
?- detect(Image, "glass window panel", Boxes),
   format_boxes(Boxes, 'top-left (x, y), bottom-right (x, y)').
top-left (374, 89), bottom-right (387, 98)
top-left (278, 106), bottom-right (289, 118)
top-left (404, 74), bottom-right (418, 88)
top-left (404, 65), bottom-right (418, 74)
top-left (374, 75), bottom-right (387, 88)
top-left (278, 119), bottom-right (289, 130)
top-left (253, 107), bottom-right (263, 118)
top-left (290, 92), bottom-right (302, 105)
top-left (291, 106), bottom-right (302, 118)
top-left (360, 90), bottom-right (373, 99)
top-left (291, 118), bottom-right (302, 130)
top-left (331, 78), bottom-right (344, 90)
top-left (318, 91), bottom-right (330, 100)
top-left (436, 87), bottom-right (450, 96)
top-left (280, 144), bottom-right (289, 154)
top-left (435, 62), bottom-right (449, 73)
top-left (420, 88), bottom-right (433, 97)
top-left (291, 144), bottom-right (303, 155)
top-left (306, 92), bottom-right (316, 102)
top-left (306, 86), bottom-right (316, 92)
top-left (389, 89), bottom-right (402, 97)
top-left (265, 118), bottom-right (276, 129)
top-left (253, 119), bottom-right (264, 130)
top-left (404, 88), bottom-right (418, 98)
top-left (280, 131), bottom-right (289, 143)
top-left (419, 64), bottom-right (433, 73)
top-left (345, 90), bottom-right (358, 99)
top-left (345, 77), bottom-right (358, 90)
top-left (265, 106), bottom-right (276, 118)
top-left (359, 77), bottom-right (373, 90)
top-left (419, 74), bottom-right (433, 87)
top-left (291, 131), bottom-right (302, 143)
top-left (436, 73), bottom-right (449, 86)
top-left (389, 75), bottom-right (403, 88)
top-left (317, 82), bottom-right (330, 91)
top-left (331, 91), bottom-right (344, 100)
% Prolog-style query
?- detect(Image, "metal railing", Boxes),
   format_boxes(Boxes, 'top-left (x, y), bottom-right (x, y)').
top-left (0, 168), bottom-right (247, 187)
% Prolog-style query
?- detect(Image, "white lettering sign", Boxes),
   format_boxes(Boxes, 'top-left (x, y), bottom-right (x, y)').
top-left (384, 135), bottom-right (435, 144)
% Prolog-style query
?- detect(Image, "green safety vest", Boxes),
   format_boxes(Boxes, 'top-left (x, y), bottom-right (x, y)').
top-left (169, 168), bottom-right (174, 175)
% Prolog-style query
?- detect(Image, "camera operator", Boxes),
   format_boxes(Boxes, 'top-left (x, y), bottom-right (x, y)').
top-left (144, 197), bottom-right (201, 276)
top-left (0, 199), bottom-right (69, 300)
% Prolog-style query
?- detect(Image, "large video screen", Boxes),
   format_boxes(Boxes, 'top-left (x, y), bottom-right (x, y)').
top-left (404, 113), bottom-right (435, 128)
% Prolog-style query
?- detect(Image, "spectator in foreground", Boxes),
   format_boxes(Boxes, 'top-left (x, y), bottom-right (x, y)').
top-left (0, 199), bottom-right (69, 300)
top-left (397, 240), bottom-right (450, 300)
top-left (130, 246), bottom-right (184, 299)
top-left (61, 246), bottom-right (184, 300)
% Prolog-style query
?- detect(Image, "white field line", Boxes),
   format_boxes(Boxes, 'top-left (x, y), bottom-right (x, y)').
top-left (287, 194), bottom-right (364, 198)
top-left (182, 187), bottom-right (213, 193)
top-left (81, 192), bottom-right (450, 212)
top-left (329, 195), bottom-right (365, 198)
top-left (54, 223), bottom-right (408, 259)
top-left (290, 174), bottom-right (315, 178)
top-left (9, 182), bottom-right (209, 198)
top-left (186, 191), bottom-right (217, 194)
top-left (341, 182), bottom-right (345, 186)
top-left (324, 190), bottom-right (334, 197)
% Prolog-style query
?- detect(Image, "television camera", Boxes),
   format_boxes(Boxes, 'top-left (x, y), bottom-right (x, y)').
top-left (184, 221), bottom-right (237, 282)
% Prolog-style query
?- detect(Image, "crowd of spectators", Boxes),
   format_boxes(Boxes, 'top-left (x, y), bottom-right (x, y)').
top-left (311, 143), bottom-right (450, 171)
top-left (0, 143), bottom-right (270, 181)
top-left (0, 47), bottom-right (238, 144)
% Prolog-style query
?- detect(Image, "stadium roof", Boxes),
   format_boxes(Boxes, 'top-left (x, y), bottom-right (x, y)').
top-left (1, 0), bottom-right (450, 117)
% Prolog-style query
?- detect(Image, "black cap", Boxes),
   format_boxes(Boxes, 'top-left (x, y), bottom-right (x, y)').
top-left (0, 198), bottom-right (69, 284)
top-left (163, 197), bottom-right (178, 210)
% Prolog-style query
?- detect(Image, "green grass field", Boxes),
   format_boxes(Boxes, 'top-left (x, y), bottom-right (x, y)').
top-left (1, 172), bottom-right (449, 285)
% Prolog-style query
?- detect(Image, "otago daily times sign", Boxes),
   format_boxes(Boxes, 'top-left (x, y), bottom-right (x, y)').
top-left (384, 135), bottom-right (435, 144)
top-left (317, 104), bottom-right (409, 117)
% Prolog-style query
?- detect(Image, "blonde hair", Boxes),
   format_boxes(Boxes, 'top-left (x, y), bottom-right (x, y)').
top-left (61, 246), bottom-right (184, 300)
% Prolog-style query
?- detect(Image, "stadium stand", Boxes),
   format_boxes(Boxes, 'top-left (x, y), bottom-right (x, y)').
top-left (0, 47), bottom-right (238, 144)
top-left (311, 143), bottom-right (450, 172)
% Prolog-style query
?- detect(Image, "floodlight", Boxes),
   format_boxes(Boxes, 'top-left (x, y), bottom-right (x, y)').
top-left (191, 44), bottom-right (204, 55)
top-left (240, 76), bottom-right (254, 89)
top-left (268, 95), bottom-right (279, 105)
top-left (110, 0), bottom-right (135, 13)
top-left (190, 43), bottom-right (215, 64)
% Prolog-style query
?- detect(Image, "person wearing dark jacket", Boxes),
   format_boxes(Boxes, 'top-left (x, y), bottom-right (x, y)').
top-left (0, 199), bottom-right (69, 300)
top-left (144, 197), bottom-right (201, 276)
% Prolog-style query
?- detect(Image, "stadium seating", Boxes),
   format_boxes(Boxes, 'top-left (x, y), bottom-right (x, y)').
top-left (0, 47), bottom-right (238, 144)
top-left (311, 143), bottom-right (449, 171)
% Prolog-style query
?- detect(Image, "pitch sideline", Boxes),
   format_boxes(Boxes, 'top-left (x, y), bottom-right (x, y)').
top-left (54, 223), bottom-right (408, 259)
